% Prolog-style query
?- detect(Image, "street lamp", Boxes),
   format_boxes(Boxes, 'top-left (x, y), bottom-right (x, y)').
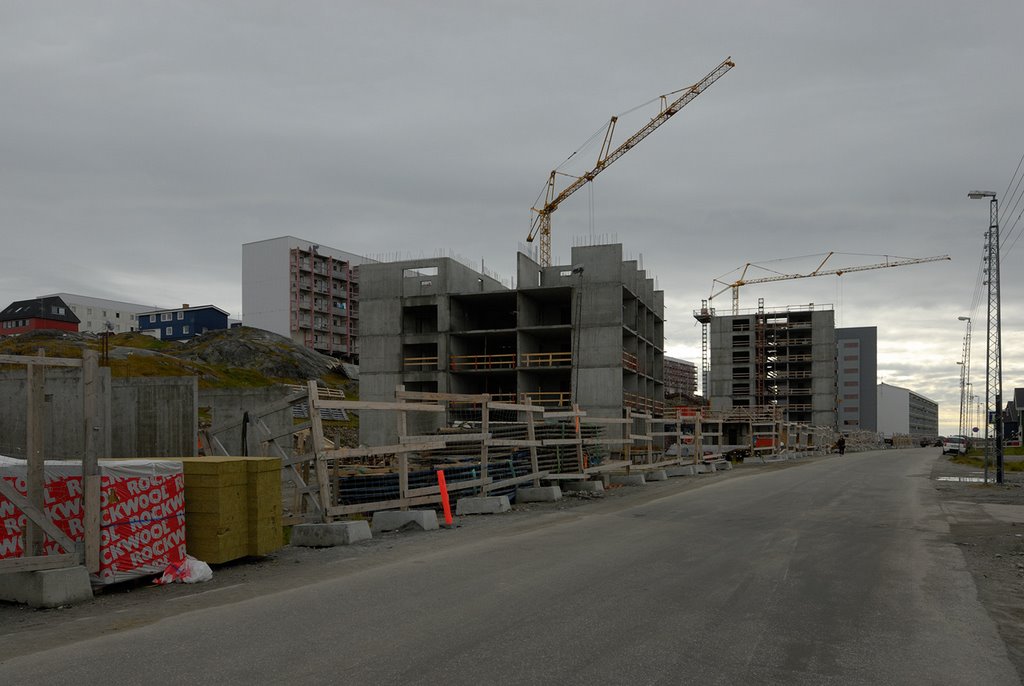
top-left (969, 190), bottom-right (1002, 484)
top-left (957, 316), bottom-right (971, 441)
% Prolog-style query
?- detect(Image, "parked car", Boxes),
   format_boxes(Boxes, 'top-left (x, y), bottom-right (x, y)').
top-left (942, 435), bottom-right (968, 455)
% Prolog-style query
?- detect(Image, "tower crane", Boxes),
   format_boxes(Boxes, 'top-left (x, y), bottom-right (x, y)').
top-left (692, 252), bottom-right (951, 396)
top-left (527, 57), bottom-right (735, 268)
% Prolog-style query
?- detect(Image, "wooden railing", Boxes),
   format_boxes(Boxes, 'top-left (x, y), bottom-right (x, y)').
top-left (622, 351), bottom-right (639, 372)
top-left (449, 353), bottom-right (516, 371)
top-left (520, 351), bottom-right (572, 367)
top-left (520, 391), bottom-right (572, 407)
top-left (403, 356), bottom-right (439, 370)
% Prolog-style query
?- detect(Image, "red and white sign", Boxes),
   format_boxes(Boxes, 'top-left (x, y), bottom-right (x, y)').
top-left (0, 458), bottom-right (186, 585)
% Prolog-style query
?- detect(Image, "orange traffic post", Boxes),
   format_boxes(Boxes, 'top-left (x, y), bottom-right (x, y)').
top-left (436, 469), bottom-right (453, 527)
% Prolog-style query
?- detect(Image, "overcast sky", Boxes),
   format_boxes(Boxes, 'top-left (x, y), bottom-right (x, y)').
top-left (2, 1), bottom-right (1021, 435)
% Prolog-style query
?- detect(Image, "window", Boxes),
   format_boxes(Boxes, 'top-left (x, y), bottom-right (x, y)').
top-left (844, 381), bottom-right (857, 387)
top-left (182, 325), bottom-right (190, 335)
top-left (161, 313), bottom-right (172, 322)
top-left (165, 326), bottom-right (173, 336)
top-left (177, 312), bottom-right (184, 320)
top-left (843, 355), bottom-right (858, 361)
top-left (87, 308), bottom-right (93, 315)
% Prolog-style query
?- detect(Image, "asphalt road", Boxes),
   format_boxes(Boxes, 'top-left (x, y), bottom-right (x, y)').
top-left (1, 449), bottom-right (1019, 685)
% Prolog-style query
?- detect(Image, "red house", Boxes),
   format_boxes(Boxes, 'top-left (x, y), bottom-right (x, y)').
top-left (0, 296), bottom-right (80, 335)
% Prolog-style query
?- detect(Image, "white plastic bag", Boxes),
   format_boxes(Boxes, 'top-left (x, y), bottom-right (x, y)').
top-left (154, 555), bottom-right (213, 585)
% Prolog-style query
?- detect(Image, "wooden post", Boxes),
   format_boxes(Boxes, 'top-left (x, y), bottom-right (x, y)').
top-left (25, 353), bottom-right (46, 557)
top-left (307, 380), bottom-right (333, 522)
top-left (675, 412), bottom-right (682, 462)
top-left (573, 403), bottom-right (585, 472)
top-left (526, 398), bottom-right (540, 487)
top-left (694, 410), bottom-right (703, 465)
top-left (645, 415), bottom-right (653, 464)
top-left (396, 385), bottom-right (409, 510)
top-left (623, 407), bottom-right (632, 469)
top-left (82, 350), bottom-right (102, 571)
top-left (479, 399), bottom-right (489, 495)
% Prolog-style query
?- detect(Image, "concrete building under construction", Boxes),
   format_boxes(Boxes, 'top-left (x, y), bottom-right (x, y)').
top-left (358, 243), bottom-right (664, 446)
top-left (706, 305), bottom-right (837, 428)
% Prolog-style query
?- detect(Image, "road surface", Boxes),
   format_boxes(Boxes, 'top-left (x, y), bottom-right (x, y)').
top-left (1, 449), bottom-right (1018, 684)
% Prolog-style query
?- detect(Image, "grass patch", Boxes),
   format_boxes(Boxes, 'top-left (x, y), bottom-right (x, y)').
top-left (950, 453), bottom-right (1024, 471)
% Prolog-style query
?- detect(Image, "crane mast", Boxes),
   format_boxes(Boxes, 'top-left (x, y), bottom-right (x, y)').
top-left (527, 57), bottom-right (735, 267)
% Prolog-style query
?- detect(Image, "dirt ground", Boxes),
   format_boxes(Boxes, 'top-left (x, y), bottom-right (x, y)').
top-left (3, 452), bottom-right (1024, 678)
top-left (930, 453), bottom-right (1024, 678)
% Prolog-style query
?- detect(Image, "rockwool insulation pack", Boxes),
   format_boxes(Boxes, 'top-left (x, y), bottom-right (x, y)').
top-left (0, 456), bottom-right (186, 585)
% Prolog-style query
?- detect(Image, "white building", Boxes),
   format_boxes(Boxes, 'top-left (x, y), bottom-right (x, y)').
top-left (877, 382), bottom-right (938, 439)
top-left (38, 293), bottom-right (162, 334)
top-left (242, 237), bottom-right (373, 359)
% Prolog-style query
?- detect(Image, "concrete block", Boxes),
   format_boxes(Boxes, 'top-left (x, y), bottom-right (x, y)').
top-left (564, 480), bottom-right (605, 492)
top-left (666, 465), bottom-right (697, 477)
top-left (516, 486), bottom-right (562, 503)
top-left (716, 461), bottom-right (733, 471)
top-left (610, 474), bottom-right (646, 486)
top-left (290, 521), bottom-right (372, 547)
top-left (0, 566), bottom-right (93, 608)
top-left (371, 510), bottom-right (439, 533)
top-left (456, 496), bottom-right (511, 515)
top-left (695, 463), bottom-right (714, 474)
top-left (643, 469), bottom-right (668, 481)
top-left (743, 456), bottom-right (765, 465)
top-left (763, 455), bottom-right (786, 463)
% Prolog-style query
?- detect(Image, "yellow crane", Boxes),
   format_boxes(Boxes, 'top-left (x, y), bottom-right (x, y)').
top-left (527, 57), bottom-right (735, 267)
top-left (692, 252), bottom-right (951, 395)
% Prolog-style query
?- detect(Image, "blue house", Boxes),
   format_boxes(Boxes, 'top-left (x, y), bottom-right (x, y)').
top-left (137, 304), bottom-right (229, 341)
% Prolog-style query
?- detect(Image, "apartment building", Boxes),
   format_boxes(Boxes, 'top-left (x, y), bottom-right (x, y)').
top-left (664, 356), bottom-right (698, 398)
top-left (38, 293), bottom-right (158, 334)
top-left (836, 327), bottom-right (878, 432)
top-left (877, 382), bottom-right (939, 439)
top-left (242, 237), bottom-right (371, 360)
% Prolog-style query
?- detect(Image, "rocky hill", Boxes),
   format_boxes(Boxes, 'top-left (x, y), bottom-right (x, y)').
top-left (0, 327), bottom-right (353, 391)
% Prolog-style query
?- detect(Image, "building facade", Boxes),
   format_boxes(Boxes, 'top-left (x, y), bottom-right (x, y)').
top-left (137, 305), bottom-right (229, 341)
top-left (242, 237), bottom-right (370, 360)
top-left (39, 293), bottom-right (159, 334)
top-left (0, 296), bottom-right (79, 335)
top-left (664, 356), bottom-right (698, 397)
top-left (707, 305), bottom-right (837, 427)
top-left (877, 382), bottom-right (939, 439)
top-left (835, 327), bottom-right (878, 432)
top-left (359, 244), bottom-right (665, 446)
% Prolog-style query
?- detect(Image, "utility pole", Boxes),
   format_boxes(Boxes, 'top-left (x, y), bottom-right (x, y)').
top-left (957, 316), bottom-right (971, 439)
top-left (969, 191), bottom-right (1003, 484)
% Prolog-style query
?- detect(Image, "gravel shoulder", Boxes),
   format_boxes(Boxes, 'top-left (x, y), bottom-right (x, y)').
top-left (930, 452), bottom-right (1024, 680)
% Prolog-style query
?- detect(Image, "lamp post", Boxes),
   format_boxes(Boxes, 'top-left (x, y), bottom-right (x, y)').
top-left (969, 191), bottom-right (1002, 484)
top-left (957, 316), bottom-right (971, 440)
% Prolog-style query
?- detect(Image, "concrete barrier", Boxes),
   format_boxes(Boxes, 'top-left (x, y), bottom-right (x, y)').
top-left (743, 456), bottom-right (765, 464)
top-left (456, 496), bottom-right (511, 515)
top-left (291, 521), bottom-right (372, 547)
top-left (643, 469), bottom-right (668, 481)
top-left (666, 465), bottom-right (697, 477)
top-left (564, 480), bottom-right (604, 492)
top-left (695, 463), bottom-right (714, 474)
top-left (610, 474), bottom-right (646, 486)
top-left (516, 486), bottom-right (562, 503)
top-left (371, 510), bottom-right (439, 533)
top-left (0, 566), bottom-right (94, 608)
